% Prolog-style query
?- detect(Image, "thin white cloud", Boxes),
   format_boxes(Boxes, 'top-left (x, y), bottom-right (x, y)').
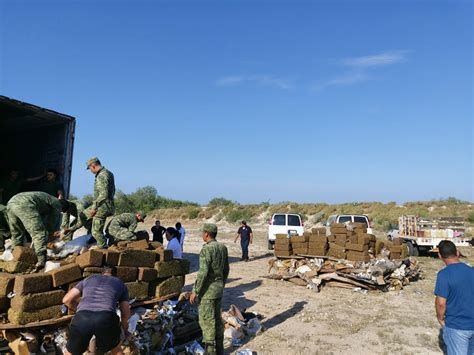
top-left (312, 71), bottom-right (369, 91)
top-left (215, 75), bottom-right (292, 90)
top-left (342, 50), bottom-right (408, 68)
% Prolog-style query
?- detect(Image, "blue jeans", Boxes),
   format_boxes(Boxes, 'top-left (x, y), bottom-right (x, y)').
top-left (240, 238), bottom-right (249, 260)
top-left (443, 326), bottom-right (474, 355)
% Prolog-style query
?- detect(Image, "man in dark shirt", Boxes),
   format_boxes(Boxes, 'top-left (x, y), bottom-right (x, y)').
top-left (234, 220), bottom-right (253, 262)
top-left (151, 219), bottom-right (166, 244)
top-left (62, 266), bottom-right (130, 355)
top-left (37, 169), bottom-right (65, 199)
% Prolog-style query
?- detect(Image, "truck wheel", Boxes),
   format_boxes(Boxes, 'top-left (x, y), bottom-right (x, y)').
top-left (406, 242), bottom-right (419, 256)
top-left (268, 241), bottom-right (274, 250)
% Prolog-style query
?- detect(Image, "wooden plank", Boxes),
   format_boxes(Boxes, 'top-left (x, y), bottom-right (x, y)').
top-left (0, 315), bottom-right (73, 330)
top-left (297, 254), bottom-right (341, 262)
top-left (130, 292), bottom-right (180, 308)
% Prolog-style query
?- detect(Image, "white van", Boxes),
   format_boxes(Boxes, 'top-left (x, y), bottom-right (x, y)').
top-left (326, 214), bottom-right (373, 234)
top-left (267, 213), bottom-right (304, 250)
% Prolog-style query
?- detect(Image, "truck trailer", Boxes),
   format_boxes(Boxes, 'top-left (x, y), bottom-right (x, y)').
top-left (0, 95), bottom-right (75, 197)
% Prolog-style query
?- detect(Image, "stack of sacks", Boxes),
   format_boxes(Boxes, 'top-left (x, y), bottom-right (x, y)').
top-left (308, 228), bottom-right (328, 256)
top-left (327, 223), bottom-right (347, 259)
top-left (274, 234), bottom-right (292, 257)
top-left (0, 247), bottom-right (38, 273)
top-left (290, 232), bottom-right (309, 255)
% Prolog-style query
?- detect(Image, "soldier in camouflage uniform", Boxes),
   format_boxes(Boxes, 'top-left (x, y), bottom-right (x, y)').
top-left (85, 157), bottom-right (115, 249)
top-left (0, 204), bottom-right (10, 252)
top-left (105, 211), bottom-right (146, 243)
top-left (6, 191), bottom-right (68, 267)
top-left (190, 223), bottom-right (229, 355)
top-left (60, 199), bottom-right (91, 241)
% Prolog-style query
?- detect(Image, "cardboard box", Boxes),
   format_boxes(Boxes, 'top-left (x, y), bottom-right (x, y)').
top-left (10, 289), bottom-right (65, 312)
top-left (49, 263), bottom-right (82, 287)
top-left (119, 250), bottom-right (156, 268)
top-left (116, 266), bottom-right (138, 282)
top-left (14, 273), bottom-right (52, 295)
top-left (12, 246), bottom-right (38, 265)
top-left (8, 305), bottom-right (62, 325)
top-left (0, 272), bottom-right (16, 296)
top-left (75, 250), bottom-right (103, 268)
top-left (138, 267), bottom-right (158, 282)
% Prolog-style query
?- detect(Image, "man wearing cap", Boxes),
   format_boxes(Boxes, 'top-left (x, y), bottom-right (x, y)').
top-left (234, 220), bottom-right (253, 262)
top-left (85, 157), bottom-right (115, 249)
top-left (190, 223), bottom-right (229, 355)
top-left (105, 211), bottom-right (146, 244)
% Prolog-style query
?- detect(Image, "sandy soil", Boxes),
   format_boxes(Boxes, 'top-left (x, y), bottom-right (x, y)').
top-left (142, 220), bottom-right (474, 355)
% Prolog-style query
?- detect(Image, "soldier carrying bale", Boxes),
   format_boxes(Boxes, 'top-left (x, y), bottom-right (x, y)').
top-left (105, 211), bottom-right (146, 244)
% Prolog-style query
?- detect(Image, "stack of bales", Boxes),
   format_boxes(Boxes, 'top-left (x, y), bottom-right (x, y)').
top-left (0, 246), bottom-right (39, 273)
top-left (290, 232), bottom-right (309, 255)
top-left (345, 223), bottom-right (375, 262)
top-left (327, 223), bottom-right (347, 259)
top-left (274, 234), bottom-right (292, 257)
top-left (3, 240), bottom-right (190, 325)
top-left (383, 238), bottom-right (407, 259)
top-left (308, 227), bottom-right (329, 256)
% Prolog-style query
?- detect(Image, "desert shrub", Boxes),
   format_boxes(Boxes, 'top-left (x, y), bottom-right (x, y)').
top-left (186, 206), bottom-right (201, 219)
top-left (208, 197), bottom-right (235, 207)
top-left (467, 212), bottom-right (474, 223)
top-left (225, 207), bottom-right (255, 223)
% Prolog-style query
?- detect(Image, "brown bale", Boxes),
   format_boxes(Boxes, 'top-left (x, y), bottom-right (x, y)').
top-left (390, 252), bottom-right (401, 260)
top-left (104, 250), bottom-right (121, 266)
top-left (125, 282), bottom-right (149, 300)
top-left (346, 252), bottom-right (370, 262)
top-left (49, 263), bottom-right (82, 287)
top-left (127, 239), bottom-right (150, 250)
top-left (274, 244), bottom-right (292, 251)
top-left (149, 276), bottom-right (184, 298)
top-left (12, 246), bottom-right (38, 265)
top-left (311, 227), bottom-right (327, 236)
top-left (274, 250), bottom-right (293, 257)
top-left (390, 245), bottom-right (403, 253)
top-left (330, 226), bottom-right (347, 234)
top-left (10, 290), bottom-right (65, 312)
top-left (308, 241), bottom-right (328, 249)
top-left (328, 235), bottom-right (336, 243)
top-left (75, 250), bottom-right (103, 268)
top-left (357, 234), bottom-right (371, 245)
top-left (8, 305), bottom-right (62, 325)
top-left (83, 272), bottom-right (101, 278)
top-left (307, 248), bottom-right (327, 256)
top-left (14, 273), bottom-right (53, 295)
top-left (291, 235), bottom-right (309, 243)
top-left (293, 247), bottom-right (308, 255)
top-left (290, 241), bottom-right (308, 248)
top-left (84, 267), bottom-right (104, 273)
top-left (309, 235), bottom-right (328, 243)
top-left (118, 249), bottom-right (156, 268)
top-left (375, 240), bottom-right (385, 256)
top-left (0, 260), bottom-right (30, 273)
top-left (345, 243), bottom-right (369, 252)
top-left (275, 234), bottom-right (288, 240)
top-left (0, 272), bottom-right (16, 296)
top-left (154, 260), bottom-right (186, 278)
top-left (335, 234), bottom-right (348, 246)
top-left (138, 267), bottom-right (157, 282)
top-left (392, 238), bottom-right (402, 245)
top-left (155, 249), bottom-right (173, 262)
top-left (115, 266), bottom-right (138, 282)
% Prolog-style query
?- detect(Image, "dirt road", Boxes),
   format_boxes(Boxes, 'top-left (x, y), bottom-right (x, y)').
top-left (145, 221), bottom-right (473, 354)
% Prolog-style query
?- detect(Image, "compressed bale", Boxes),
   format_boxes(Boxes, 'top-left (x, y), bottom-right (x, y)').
top-left (12, 246), bottom-right (38, 265)
top-left (291, 235), bottom-right (309, 243)
top-left (390, 252), bottom-right (401, 260)
top-left (392, 238), bottom-right (402, 245)
top-left (335, 234), bottom-right (348, 246)
top-left (346, 243), bottom-right (369, 252)
top-left (290, 241), bottom-right (308, 248)
top-left (125, 282), bottom-right (149, 301)
top-left (8, 305), bottom-right (62, 325)
top-left (357, 234), bottom-right (371, 245)
top-left (346, 252), bottom-right (370, 262)
top-left (0, 272), bottom-right (16, 296)
top-left (150, 241), bottom-right (163, 249)
top-left (390, 245), bottom-right (403, 253)
top-left (309, 235), bottom-right (328, 243)
top-left (311, 227), bottom-right (327, 236)
top-left (14, 273), bottom-right (53, 296)
top-left (274, 244), bottom-right (292, 252)
top-left (375, 240), bottom-right (385, 256)
top-left (0, 295), bottom-right (10, 312)
top-left (275, 234), bottom-right (288, 240)
top-left (119, 249), bottom-right (156, 268)
top-left (307, 248), bottom-right (327, 256)
top-left (331, 227), bottom-right (347, 234)
top-left (308, 241), bottom-right (328, 249)
top-left (293, 247), bottom-right (308, 255)
top-left (155, 249), bottom-right (173, 262)
top-left (331, 223), bottom-right (345, 228)
top-left (328, 235), bottom-right (336, 243)
top-left (150, 276), bottom-right (184, 298)
top-left (274, 250), bottom-right (293, 257)
top-left (49, 263), bottom-right (82, 287)
top-left (0, 260), bottom-right (30, 273)
top-left (83, 272), bottom-right (101, 278)
top-left (177, 259), bottom-right (190, 275)
top-left (154, 260), bottom-right (185, 278)
top-left (10, 290), bottom-right (65, 312)
top-left (138, 267), bottom-right (157, 282)
top-left (400, 244), bottom-right (409, 258)
top-left (127, 239), bottom-right (150, 250)
top-left (84, 267), bottom-right (104, 273)
top-left (115, 266), bottom-right (138, 282)
top-left (75, 250), bottom-right (103, 268)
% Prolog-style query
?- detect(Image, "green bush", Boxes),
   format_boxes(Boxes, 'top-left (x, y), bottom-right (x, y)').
top-left (225, 207), bottom-right (255, 223)
top-left (208, 197), bottom-right (235, 207)
top-left (467, 212), bottom-right (474, 223)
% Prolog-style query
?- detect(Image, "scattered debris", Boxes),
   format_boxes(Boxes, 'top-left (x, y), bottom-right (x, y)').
top-left (223, 304), bottom-right (263, 348)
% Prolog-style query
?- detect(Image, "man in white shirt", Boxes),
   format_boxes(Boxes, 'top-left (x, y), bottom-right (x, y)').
top-left (165, 227), bottom-right (182, 259)
top-left (176, 222), bottom-right (186, 250)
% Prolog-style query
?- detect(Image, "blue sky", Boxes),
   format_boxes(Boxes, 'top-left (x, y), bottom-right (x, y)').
top-left (1, 0), bottom-right (472, 204)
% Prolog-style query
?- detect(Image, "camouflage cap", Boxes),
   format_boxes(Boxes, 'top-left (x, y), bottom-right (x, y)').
top-left (136, 211), bottom-right (146, 221)
top-left (201, 223), bottom-right (218, 233)
top-left (86, 157), bottom-right (100, 169)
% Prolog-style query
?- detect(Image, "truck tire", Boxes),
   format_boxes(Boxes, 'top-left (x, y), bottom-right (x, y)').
top-left (268, 241), bottom-right (274, 250)
top-left (406, 242), bottom-right (419, 257)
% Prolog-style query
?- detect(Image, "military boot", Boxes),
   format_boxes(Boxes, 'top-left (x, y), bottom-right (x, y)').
top-left (204, 343), bottom-right (217, 355)
top-left (34, 252), bottom-right (47, 271)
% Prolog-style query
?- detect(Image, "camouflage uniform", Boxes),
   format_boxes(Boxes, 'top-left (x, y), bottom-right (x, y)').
top-left (61, 200), bottom-right (90, 241)
top-left (6, 192), bottom-right (62, 264)
top-left (0, 205), bottom-right (10, 251)
top-left (193, 224), bottom-right (230, 355)
top-left (86, 166), bottom-right (115, 248)
top-left (106, 213), bottom-right (139, 242)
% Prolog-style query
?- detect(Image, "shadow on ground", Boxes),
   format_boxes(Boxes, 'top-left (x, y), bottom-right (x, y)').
top-left (183, 252), bottom-right (241, 273)
top-left (223, 280), bottom-right (263, 310)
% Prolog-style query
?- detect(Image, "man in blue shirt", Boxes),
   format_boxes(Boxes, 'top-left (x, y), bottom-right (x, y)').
top-left (434, 240), bottom-right (474, 355)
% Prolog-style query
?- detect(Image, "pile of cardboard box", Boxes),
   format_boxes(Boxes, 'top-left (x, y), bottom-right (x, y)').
top-left (0, 241), bottom-right (189, 325)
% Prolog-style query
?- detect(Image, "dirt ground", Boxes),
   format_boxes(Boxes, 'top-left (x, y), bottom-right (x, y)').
top-left (150, 220), bottom-right (474, 355)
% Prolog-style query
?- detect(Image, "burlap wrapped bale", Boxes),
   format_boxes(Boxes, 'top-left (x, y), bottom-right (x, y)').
top-left (14, 273), bottom-right (52, 295)
top-left (291, 235), bottom-right (309, 243)
top-left (154, 260), bottom-right (185, 278)
top-left (308, 241), bottom-right (328, 249)
top-left (275, 239), bottom-right (291, 247)
top-left (328, 235), bottom-right (336, 243)
top-left (390, 252), bottom-right (401, 260)
top-left (10, 289), bottom-right (65, 312)
top-left (293, 247), bottom-right (308, 255)
top-left (83, 272), bottom-right (101, 278)
top-left (400, 244), bottom-right (409, 258)
top-left (0, 261), bottom-right (30, 273)
top-left (0, 272), bottom-right (16, 296)
top-left (392, 238), bottom-right (402, 245)
top-left (274, 250), bottom-right (292, 257)
top-left (375, 239), bottom-right (385, 256)
top-left (357, 234), bottom-right (371, 245)
top-left (309, 235), bottom-right (328, 243)
top-left (155, 249), bottom-right (173, 262)
top-left (274, 244), bottom-right (292, 251)
top-left (12, 246), bottom-right (38, 265)
top-left (346, 251), bottom-right (370, 262)
top-left (49, 263), bottom-right (82, 287)
top-left (327, 243), bottom-right (346, 259)
top-left (275, 234), bottom-right (288, 240)
top-left (127, 239), bottom-right (150, 250)
top-left (346, 243), bottom-right (369, 252)
top-left (307, 248), bottom-right (327, 256)
top-left (291, 241), bottom-right (308, 248)
top-left (8, 305), bottom-right (62, 325)
top-left (116, 266), bottom-right (138, 282)
top-left (390, 245), bottom-right (403, 253)
top-left (138, 267), bottom-right (157, 282)
top-left (177, 259), bottom-right (190, 275)
top-left (125, 282), bottom-right (149, 300)
top-left (75, 250), bottom-right (103, 268)
top-left (0, 296), bottom-right (10, 312)
top-left (149, 241), bottom-right (163, 249)
top-left (104, 250), bottom-right (121, 266)
top-left (84, 267), bottom-right (104, 273)
top-left (311, 227), bottom-right (327, 236)
top-left (331, 227), bottom-right (347, 234)
top-left (335, 234), bottom-right (348, 246)
top-left (150, 276), bottom-right (184, 298)
top-left (119, 250), bottom-right (156, 268)
top-left (331, 223), bottom-right (345, 228)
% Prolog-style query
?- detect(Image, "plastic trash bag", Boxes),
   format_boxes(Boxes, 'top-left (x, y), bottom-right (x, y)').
top-left (0, 249), bottom-right (14, 261)
top-left (185, 340), bottom-right (205, 354)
